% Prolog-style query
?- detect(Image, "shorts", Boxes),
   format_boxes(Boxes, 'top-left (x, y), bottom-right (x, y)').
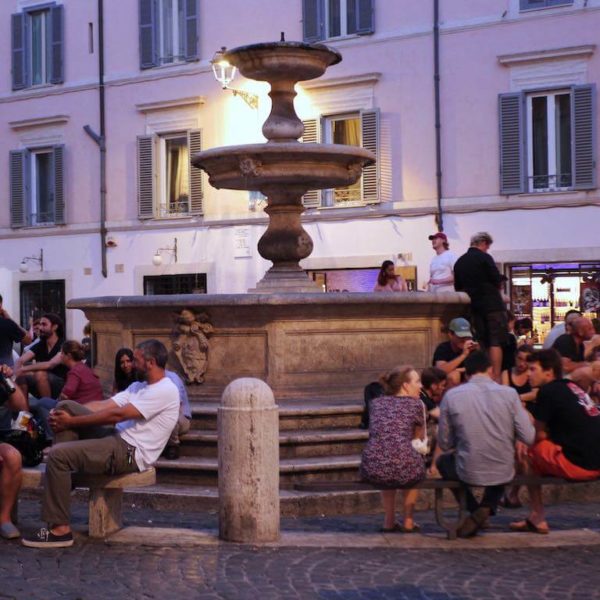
top-left (23, 372), bottom-right (65, 400)
top-left (529, 439), bottom-right (600, 481)
top-left (473, 310), bottom-right (508, 348)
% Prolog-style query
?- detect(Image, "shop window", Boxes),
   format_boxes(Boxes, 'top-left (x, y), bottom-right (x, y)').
top-left (302, 0), bottom-right (374, 42)
top-left (19, 279), bottom-right (66, 332)
top-left (309, 266), bottom-right (416, 292)
top-left (143, 273), bottom-right (207, 295)
top-left (520, 0), bottom-right (573, 10)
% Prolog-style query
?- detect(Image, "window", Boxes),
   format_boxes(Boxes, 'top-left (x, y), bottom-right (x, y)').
top-left (11, 4), bottom-right (64, 90)
top-left (303, 0), bottom-right (374, 42)
top-left (139, 0), bottom-right (199, 69)
top-left (137, 130), bottom-right (203, 219)
top-left (520, 0), bottom-right (573, 10)
top-left (9, 145), bottom-right (65, 228)
top-left (143, 273), bottom-right (207, 294)
top-left (301, 109), bottom-right (379, 208)
top-left (499, 85), bottom-right (596, 194)
top-left (19, 279), bottom-right (66, 332)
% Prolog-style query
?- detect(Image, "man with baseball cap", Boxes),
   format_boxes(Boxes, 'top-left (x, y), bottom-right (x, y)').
top-left (426, 232), bottom-right (457, 293)
top-left (432, 317), bottom-right (479, 387)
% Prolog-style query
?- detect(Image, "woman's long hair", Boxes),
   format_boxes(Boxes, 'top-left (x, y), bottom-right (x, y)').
top-left (377, 260), bottom-right (395, 287)
top-left (114, 347), bottom-right (137, 392)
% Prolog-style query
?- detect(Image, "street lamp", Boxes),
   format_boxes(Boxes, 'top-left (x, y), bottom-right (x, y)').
top-left (19, 249), bottom-right (44, 273)
top-left (152, 238), bottom-right (178, 266)
top-left (211, 47), bottom-right (259, 110)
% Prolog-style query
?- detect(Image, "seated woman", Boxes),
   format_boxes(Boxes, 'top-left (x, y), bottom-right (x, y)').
top-left (373, 260), bottom-right (407, 292)
top-left (360, 366), bottom-right (426, 532)
top-left (112, 348), bottom-right (138, 393)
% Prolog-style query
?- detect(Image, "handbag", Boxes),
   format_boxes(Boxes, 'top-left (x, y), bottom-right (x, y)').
top-left (411, 401), bottom-right (429, 456)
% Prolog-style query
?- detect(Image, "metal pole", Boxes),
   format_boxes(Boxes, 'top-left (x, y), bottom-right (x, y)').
top-left (433, 0), bottom-right (444, 232)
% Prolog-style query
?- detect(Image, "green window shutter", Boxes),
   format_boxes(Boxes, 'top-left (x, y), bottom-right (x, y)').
top-left (10, 150), bottom-right (28, 228)
top-left (303, 0), bottom-right (325, 42)
top-left (349, 0), bottom-right (374, 35)
top-left (53, 145), bottom-right (65, 224)
top-left (137, 135), bottom-right (156, 218)
top-left (139, 0), bottom-right (158, 69)
top-left (49, 5), bottom-right (64, 84)
top-left (183, 0), bottom-right (200, 62)
top-left (499, 92), bottom-right (526, 194)
top-left (572, 84), bottom-right (596, 190)
top-left (188, 129), bottom-right (203, 215)
top-left (301, 119), bottom-right (321, 208)
top-left (361, 108), bottom-right (380, 203)
top-left (11, 13), bottom-right (27, 90)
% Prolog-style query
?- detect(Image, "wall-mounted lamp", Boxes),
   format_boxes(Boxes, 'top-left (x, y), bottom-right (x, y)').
top-left (19, 249), bottom-right (44, 273)
top-left (211, 47), bottom-right (259, 110)
top-left (152, 238), bottom-right (178, 266)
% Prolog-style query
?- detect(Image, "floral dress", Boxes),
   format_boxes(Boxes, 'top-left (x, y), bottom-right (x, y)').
top-left (360, 395), bottom-right (426, 488)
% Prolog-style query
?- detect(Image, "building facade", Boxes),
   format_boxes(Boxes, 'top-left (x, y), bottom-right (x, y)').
top-left (1, 0), bottom-right (599, 342)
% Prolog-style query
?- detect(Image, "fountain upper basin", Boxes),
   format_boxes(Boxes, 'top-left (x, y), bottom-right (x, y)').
top-left (193, 143), bottom-right (375, 192)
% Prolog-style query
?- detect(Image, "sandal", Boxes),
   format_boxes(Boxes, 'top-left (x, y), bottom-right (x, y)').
top-left (509, 519), bottom-right (550, 535)
top-left (380, 523), bottom-right (403, 533)
top-left (400, 523), bottom-right (421, 533)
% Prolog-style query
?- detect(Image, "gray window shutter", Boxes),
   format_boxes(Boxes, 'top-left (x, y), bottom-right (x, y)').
top-left (137, 135), bottom-right (156, 218)
top-left (10, 150), bottom-right (28, 228)
top-left (361, 108), bottom-right (380, 203)
top-left (349, 0), bottom-right (374, 35)
top-left (188, 129), bottom-right (203, 215)
top-left (139, 0), bottom-right (158, 69)
top-left (572, 84), bottom-right (596, 190)
top-left (49, 5), bottom-right (64, 84)
top-left (53, 145), bottom-right (65, 224)
top-left (499, 92), bottom-right (526, 194)
top-left (11, 13), bottom-right (27, 90)
top-left (301, 119), bottom-right (321, 208)
top-left (303, 0), bottom-right (324, 43)
top-left (183, 0), bottom-right (199, 62)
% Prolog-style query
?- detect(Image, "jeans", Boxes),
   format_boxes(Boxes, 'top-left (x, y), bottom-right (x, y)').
top-left (29, 397), bottom-right (58, 440)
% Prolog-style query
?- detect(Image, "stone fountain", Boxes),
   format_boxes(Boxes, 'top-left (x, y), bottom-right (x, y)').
top-left (195, 41), bottom-right (374, 293)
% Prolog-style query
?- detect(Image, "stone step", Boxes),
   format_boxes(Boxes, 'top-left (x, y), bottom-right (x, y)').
top-left (155, 454), bottom-right (362, 487)
top-left (178, 428), bottom-right (369, 459)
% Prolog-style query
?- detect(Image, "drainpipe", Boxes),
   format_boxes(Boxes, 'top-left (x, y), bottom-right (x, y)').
top-left (433, 0), bottom-right (444, 232)
top-left (84, 0), bottom-right (107, 278)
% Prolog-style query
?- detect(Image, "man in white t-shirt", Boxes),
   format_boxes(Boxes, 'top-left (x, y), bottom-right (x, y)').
top-left (22, 339), bottom-right (179, 549)
top-left (427, 232), bottom-right (457, 293)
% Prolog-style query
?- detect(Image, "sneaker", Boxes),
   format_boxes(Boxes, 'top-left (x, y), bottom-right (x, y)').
top-left (0, 522), bottom-right (20, 540)
top-left (22, 527), bottom-right (74, 548)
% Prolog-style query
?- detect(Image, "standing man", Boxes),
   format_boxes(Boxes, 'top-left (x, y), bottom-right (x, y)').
top-left (0, 296), bottom-right (31, 367)
top-left (426, 232), bottom-right (457, 293)
top-left (437, 351), bottom-right (535, 538)
top-left (454, 232), bottom-right (508, 381)
top-left (15, 313), bottom-right (67, 401)
top-left (22, 339), bottom-right (179, 548)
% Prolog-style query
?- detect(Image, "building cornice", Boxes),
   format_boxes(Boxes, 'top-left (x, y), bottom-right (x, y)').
top-left (300, 72), bottom-right (381, 90)
top-left (136, 96), bottom-right (205, 113)
top-left (9, 114), bottom-right (70, 130)
top-left (498, 44), bottom-right (596, 66)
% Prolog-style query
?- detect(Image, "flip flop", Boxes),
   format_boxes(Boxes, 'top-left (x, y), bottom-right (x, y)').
top-left (380, 523), bottom-right (403, 533)
top-left (400, 523), bottom-right (421, 533)
top-left (509, 519), bottom-right (550, 535)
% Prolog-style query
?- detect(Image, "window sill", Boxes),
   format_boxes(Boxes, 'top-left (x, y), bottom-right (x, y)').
top-left (322, 32), bottom-right (374, 43)
top-left (519, 3), bottom-right (574, 13)
top-left (152, 213), bottom-right (195, 221)
top-left (310, 201), bottom-right (378, 211)
top-left (519, 188), bottom-right (575, 197)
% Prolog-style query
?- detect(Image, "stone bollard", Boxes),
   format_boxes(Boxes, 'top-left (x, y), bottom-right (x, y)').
top-left (218, 377), bottom-right (280, 543)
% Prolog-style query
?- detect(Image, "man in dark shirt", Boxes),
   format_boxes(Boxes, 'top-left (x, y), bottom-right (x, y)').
top-left (15, 313), bottom-right (67, 401)
top-left (551, 316), bottom-right (595, 374)
top-left (432, 318), bottom-right (479, 386)
top-left (511, 349), bottom-right (600, 535)
top-left (454, 232), bottom-right (507, 382)
top-left (0, 296), bottom-right (31, 367)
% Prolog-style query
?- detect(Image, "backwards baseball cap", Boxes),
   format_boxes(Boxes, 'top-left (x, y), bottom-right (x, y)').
top-left (428, 232), bottom-right (448, 241)
top-left (448, 317), bottom-right (473, 338)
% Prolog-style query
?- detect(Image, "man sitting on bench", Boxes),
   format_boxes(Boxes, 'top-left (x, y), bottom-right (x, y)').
top-left (22, 339), bottom-right (179, 548)
top-left (511, 349), bottom-right (600, 535)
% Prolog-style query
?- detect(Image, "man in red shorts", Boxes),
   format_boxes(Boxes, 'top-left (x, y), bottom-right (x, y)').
top-left (511, 349), bottom-right (600, 534)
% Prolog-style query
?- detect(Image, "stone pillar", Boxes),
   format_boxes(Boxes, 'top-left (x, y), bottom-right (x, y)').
top-left (218, 378), bottom-right (280, 543)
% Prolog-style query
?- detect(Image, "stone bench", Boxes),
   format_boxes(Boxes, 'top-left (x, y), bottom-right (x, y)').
top-left (19, 465), bottom-right (156, 538)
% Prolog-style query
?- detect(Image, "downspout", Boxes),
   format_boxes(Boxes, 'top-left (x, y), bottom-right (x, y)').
top-left (433, 0), bottom-right (444, 232)
top-left (84, 0), bottom-right (107, 278)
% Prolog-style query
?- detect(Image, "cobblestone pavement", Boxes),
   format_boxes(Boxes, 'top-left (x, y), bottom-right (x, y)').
top-left (1, 499), bottom-right (600, 599)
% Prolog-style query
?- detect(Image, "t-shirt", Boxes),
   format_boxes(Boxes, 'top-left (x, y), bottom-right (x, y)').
top-left (61, 362), bottom-right (103, 404)
top-left (113, 376), bottom-right (179, 471)
top-left (429, 251), bottom-right (457, 293)
top-left (432, 341), bottom-right (462, 366)
top-left (166, 370), bottom-right (191, 419)
top-left (552, 334), bottom-right (584, 363)
top-left (32, 337), bottom-right (68, 380)
top-left (533, 379), bottom-right (600, 471)
top-left (0, 318), bottom-right (24, 367)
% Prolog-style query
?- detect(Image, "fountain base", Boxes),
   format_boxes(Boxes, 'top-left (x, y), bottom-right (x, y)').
top-left (249, 264), bottom-right (321, 293)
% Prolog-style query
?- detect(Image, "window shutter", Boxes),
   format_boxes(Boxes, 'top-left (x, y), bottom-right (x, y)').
top-left (188, 129), bottom-right (203, 215)
top-left (183, 0), bottom-right (200, 62)
top-left (499, 92), bottom-right (526, 194)
top-left (572, 84), bottom-right (596, 190)
top-left (10, 150), bottom-right (28, 228)
top-left (11, 13), bottom-right (27, 90)
top-left (53, 145), bottom-right (65, 224)
top-left (137, 135), bottom-right (156, 218)
top-left (303, 0), bottom-right (324, 43)
top-left (350, 0), bottom-right (374, 35)
top-left (139, 0), bottom-right (158, 69)
top-left (361, 108), bottom-right (380, 203)
top-left (49, 5), bottom-right (64, 84)
top-left (301, 119), bottom-right (321, 208)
